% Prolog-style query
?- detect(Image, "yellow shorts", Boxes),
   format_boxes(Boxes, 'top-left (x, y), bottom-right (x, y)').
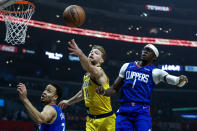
top-left (86, 114), bottom-right (115, 131)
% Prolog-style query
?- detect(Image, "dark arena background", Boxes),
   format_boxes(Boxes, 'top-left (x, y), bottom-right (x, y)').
top-left (0, 0), bottom-right (197, 130)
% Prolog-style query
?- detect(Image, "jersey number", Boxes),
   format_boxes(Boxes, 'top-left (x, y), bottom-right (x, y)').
top-left (132, 78), bottom-right (137, 88)
top-left (85, 88), bottom-right (89, 98)
top-left (62, 123), bottom-right (65, 131)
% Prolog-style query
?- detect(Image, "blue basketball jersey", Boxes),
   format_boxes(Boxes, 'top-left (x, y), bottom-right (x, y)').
top-left (39, 105), bottom-right (66, 131)
top-left (119, 62), bottom-right (155, 104)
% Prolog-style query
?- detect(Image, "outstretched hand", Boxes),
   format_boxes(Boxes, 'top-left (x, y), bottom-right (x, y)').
top-left (58, 100), bottom-right (70, 110)
top-left (68, 39), bottom-right (83, 56)
top-left (17, 83), bottom-right (28, 101)
top-left (177, 75), bottom-right (188, 87)
top-left (96, 86), bottom-right (105, 95)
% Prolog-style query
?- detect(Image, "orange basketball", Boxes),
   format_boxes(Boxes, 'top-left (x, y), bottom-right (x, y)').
top-left (63, 5), bottom-right (86, 27)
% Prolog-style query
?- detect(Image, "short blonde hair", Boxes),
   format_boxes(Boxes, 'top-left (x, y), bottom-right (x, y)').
top-left (92, 45), bottom-right (107, 62)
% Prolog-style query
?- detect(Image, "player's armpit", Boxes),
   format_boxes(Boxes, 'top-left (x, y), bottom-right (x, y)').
top-left (93, 71), bottom-right (108, 86)
top-left (112, 76), bottom-right (124, 92)
top-left (40, 105), bottom-right (57, 124)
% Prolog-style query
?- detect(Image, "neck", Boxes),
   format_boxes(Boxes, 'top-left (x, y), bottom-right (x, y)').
top-left (92, 62), bottom-right (101, 67)
top-left (44, 101), bottom-right (56, 106)
top-left (137, 60), bottom-right (153, 67)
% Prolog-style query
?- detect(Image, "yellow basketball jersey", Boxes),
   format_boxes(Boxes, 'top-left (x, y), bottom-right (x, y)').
top-left (82, 67), bottom-right (112, 115)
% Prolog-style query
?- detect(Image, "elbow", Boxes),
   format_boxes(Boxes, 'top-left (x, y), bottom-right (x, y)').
top-left (35, 118), bottom-right (46, 124)
top-left (35, 119), bottom-right (43, 124)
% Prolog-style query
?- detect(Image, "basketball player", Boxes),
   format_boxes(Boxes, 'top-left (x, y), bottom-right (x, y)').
top-left (17, 83), bottom-right (66, 131)
top-left (96, 44), bottom-right (188, 131)
top-left (58, 39), bottom-right (115, 131)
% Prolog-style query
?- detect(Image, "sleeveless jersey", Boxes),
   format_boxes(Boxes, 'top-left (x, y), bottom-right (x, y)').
top-left (39, 105), bottom-right (66, 131)
top-left (82, 67), bottom-right (112, 115)
top-left (120, 62), bottom-right (155, 104)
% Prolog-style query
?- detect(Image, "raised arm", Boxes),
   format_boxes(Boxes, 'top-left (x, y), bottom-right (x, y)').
top-left (152, 69), bottom-right (188, 87)
top-left (17, 83), bottom-right (56, 124)
top-left (58, 89), bottom-right (84, 109)
top-left (68, 39), bottom-right (103, 80)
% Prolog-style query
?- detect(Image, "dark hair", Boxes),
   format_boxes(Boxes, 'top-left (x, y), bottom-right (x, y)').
top-left (92, 45), bottom-right (107, 62)
top-left (50, 83), bottom-right (63, 103)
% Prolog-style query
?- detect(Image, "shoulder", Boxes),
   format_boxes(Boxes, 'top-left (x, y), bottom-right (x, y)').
top-left (152, 68), bottom-right (167, 73)
top-left (121, 63), bottom-right (130, 69)
top-left (119, 63), bottom-right (130, 78)
top-left (44, 105), bottom-right (57, 113)
top-left (152, 68), bottom-right (168, 77)
top-left (120, 63), bottom-right (130, 72)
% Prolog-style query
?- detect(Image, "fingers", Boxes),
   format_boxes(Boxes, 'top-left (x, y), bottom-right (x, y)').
top-left (96, 86), bottom-right (104, 94)
top-left (17, 87), bottom-right (23, 94)
top-left (68, 41), bottom-right (75, 48)
top-left (17, 83), bottom-right (24, 87)
top-left (71, 39), bottom-right (78, 47)
top-left (68, 39), bottom-right (77, 48)
top-left (58, 102), bottom-right (63, 109)
top-left (58, 101), bottom-right (69, 109)
top-left (68, 47), bottom-right (77, 55)
top-left (68, 39), bottom-right (78, 55)
top-left (60, 103), bottom-right (66, 109)
top-left (180, 75), bottom-right (188, 83)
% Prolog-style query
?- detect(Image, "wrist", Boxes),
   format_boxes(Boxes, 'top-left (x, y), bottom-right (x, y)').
top-left (67, 100), bottom-right (72, 105)
top-left (101, 90), bottom-right (106, 96)
top-left (78, 50), bottom-right (84, 57)
top-left (22, 97), bottom-right (29, 103)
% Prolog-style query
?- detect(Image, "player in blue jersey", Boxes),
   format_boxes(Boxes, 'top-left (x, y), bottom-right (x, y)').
top-left (96, 44), bottom-right (188, 131)
top-left (17, 83), bottom-right (66, 131)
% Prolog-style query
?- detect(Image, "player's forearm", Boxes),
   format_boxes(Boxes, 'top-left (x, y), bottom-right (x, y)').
top-left (165, 75), bottom-right (187, 87)
top-left (78, 52), bottom-right (94, 74)
top-left (68, 90), bottom-right (84, 105)
top-left (165, 75), bottom-right (180, 85)
top-left (103, 76), bottom-right (122, 96)
top-left (22, 98), bottom-right (45, 123)
top-left (103, 87), bottom-right (117, 96)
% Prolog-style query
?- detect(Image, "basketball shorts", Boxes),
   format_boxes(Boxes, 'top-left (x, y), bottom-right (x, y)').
top-left (116, 102), bottom-right (152, 131)
top-left (86, 113), bottom-right (115, 131)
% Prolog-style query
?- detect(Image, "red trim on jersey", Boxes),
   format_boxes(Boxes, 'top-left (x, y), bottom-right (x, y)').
top-left (149, 106), bottom-right (152, 120)
top-left (134, 61), bottom-right (142, 68)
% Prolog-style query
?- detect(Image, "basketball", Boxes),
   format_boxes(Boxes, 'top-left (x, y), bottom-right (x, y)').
top-left (63, 5), bottom-right (86, 27)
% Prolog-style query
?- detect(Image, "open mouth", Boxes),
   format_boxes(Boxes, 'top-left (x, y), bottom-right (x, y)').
top-left (89, 56), bottom-right (94, 59)
top-left (41, 94), bottom-right (45, 99)
top-left (142, 54), bottom-right (147, 57)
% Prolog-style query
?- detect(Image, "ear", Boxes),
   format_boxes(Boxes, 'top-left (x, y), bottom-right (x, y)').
top-left (153, 56), bottom-right (157, 61)
top-left (53, 95), bottom-right (58, 101)
top-left (100, 58), bottom-right (104, 64)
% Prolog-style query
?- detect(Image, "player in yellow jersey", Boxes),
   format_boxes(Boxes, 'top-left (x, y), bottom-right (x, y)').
top-left (58, 39), bottom-right (115, 131)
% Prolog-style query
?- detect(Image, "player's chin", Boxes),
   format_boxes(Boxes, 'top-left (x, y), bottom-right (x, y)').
top-left (140, 56), bottom-right (146, 61)
top-left (40, 97), bottom-right (45, 102)
top-left (141, 55), bottom-right (148, 61)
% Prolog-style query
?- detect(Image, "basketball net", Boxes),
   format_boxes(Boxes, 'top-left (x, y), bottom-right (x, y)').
top-left (0, 0), bottom-right (35, 45)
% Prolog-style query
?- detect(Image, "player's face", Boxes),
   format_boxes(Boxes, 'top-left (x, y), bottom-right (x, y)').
top-left (141, 47), bottom-right (156, 61)
top-left (41, 85), bottom-right (57, 104)
top-left (88, 49), bottom-right (103, 65)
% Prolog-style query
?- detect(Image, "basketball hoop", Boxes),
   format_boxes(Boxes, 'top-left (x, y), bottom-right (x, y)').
top-left (0, 0), bottom-right (35, 45)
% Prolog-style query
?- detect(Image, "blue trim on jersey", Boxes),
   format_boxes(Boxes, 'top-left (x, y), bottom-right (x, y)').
top-left (39, 105), bottom-right (66, 131)
top-left (119, 62), bottom-right (155, 104)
